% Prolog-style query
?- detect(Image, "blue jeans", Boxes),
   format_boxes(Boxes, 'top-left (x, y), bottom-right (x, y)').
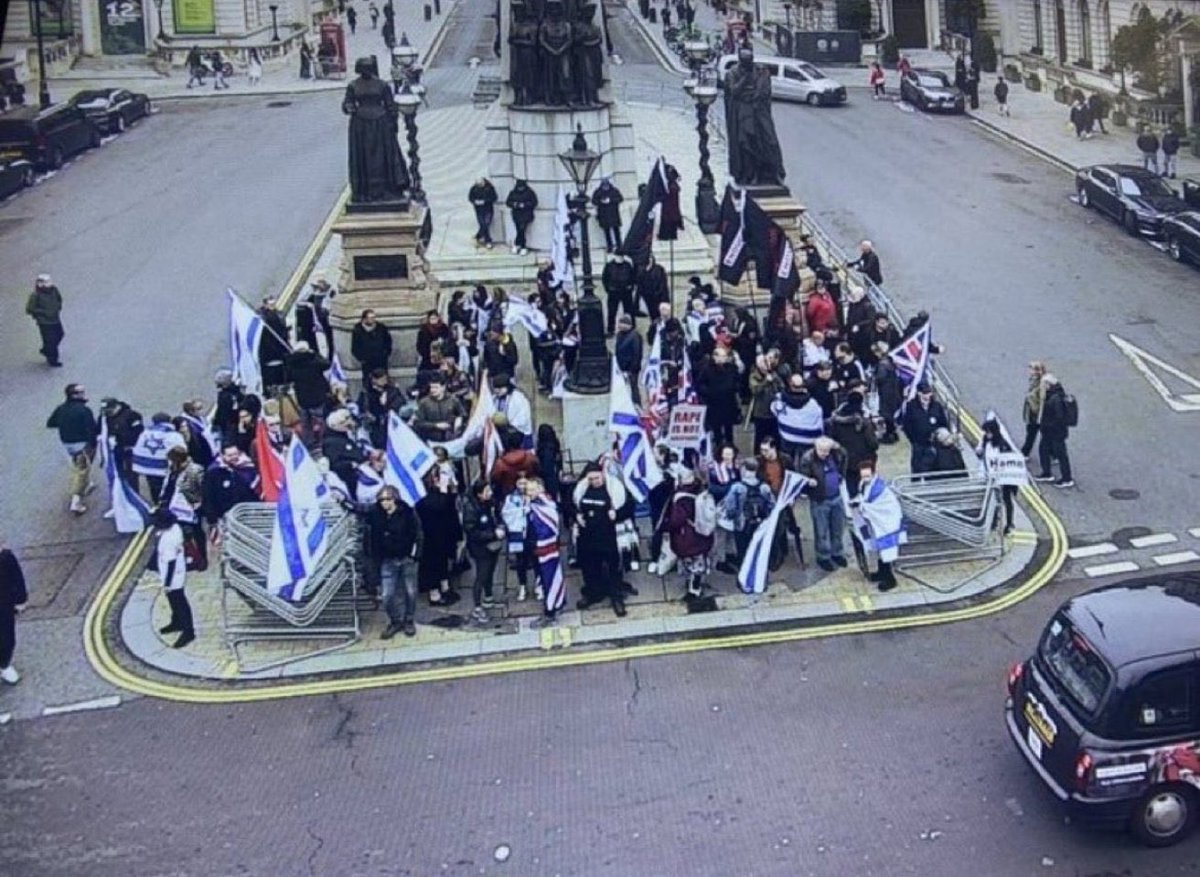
top-left (809, 497), bottom-right (846, 563)
top-left (379, 557), bottom-right (417, 625)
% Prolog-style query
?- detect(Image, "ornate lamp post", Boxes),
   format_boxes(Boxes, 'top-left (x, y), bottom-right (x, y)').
top-left (29, 0), bottom-right (51, 109)
top-left (268, 4), bottom-right (281, 41)
top-left (152, 0), bottom-right (169, 41)
top-left (396, 82), bottom-right (424, 203)
top-left (558, 125), bottom-right (610, 395)
top-left (782, 0), bottom-right (793, 30)
top-left (684, 40), bottom-right (720, 234)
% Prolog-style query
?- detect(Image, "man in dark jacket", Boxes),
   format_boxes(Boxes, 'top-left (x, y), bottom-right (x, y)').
top-left (591, 178), bottom-right (624, 252)
top-left (25, 274), bottom-right (64, 367)
top-left (213, 369), bottom-right (244, 443)
top-left (573, 464), bottom-right (630, 617)
top-left (505, 179), bottom-right (538, 255)
top-left (468, 177), bottom-right (498, 248)
top-left (364, 485), bottom-right (423, 638)
top-left (350, 309), bottom-right (393, 383)
top-left (697, 345), bottom-right (742, 445)
top-left (201, 445), bottom-right (259, 530)
top-left (1087, 92), bottom-right (1107, 134)
top-left (825, 389), bottom-right (878, 495)
top-left (322, 409), bottom-right (367, 498)
top-left (900, 382), bottom-right (949, 474)
top-left (257, 298), bottom-right (291, 391)
top-left (462, 480), bottom-right (503, 624)
top-left (1161, 128), bottom-right (1180, 179)
top-left (993, 76), bottom-right (1010, 117)
top-left (602, 254), bottom-right (637, 334)
top-left (798, 437), bottom-right (849, 572)
top-left (1034, 374), bottom-right (1074, 488)
top-left (846, 240), bottom-right (882, 286)
top-left (481, 328), bottom-right (519, 378)
top-left (46, 383), bottom-right (98, 515)
top-left (1137, 126), bottom-right (1160, 175)
top-left (284, 341), bottom-right (331, 442)
top-left (101, 397), bottom-right (144, 489)
top-left (411, 374), bottom-right (465, 443)
top-left (614, 315), bottom-right (644, 403)
top-left (636, 255), bottom-right (669, 317)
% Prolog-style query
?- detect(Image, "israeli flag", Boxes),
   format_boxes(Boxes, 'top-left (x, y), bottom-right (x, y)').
top-left (738, 471), bottom-right (807, 595)
top-left (609, 360), bottom-right (663, 503)
top-left (228, 288), bottom-right (264, 397)
top-left (97, 419), bottom-right (151, 534)
top-left (266, 436), bottom-right (330, 601)
top-left (384, 412), bottom-right (435, 507)
top-left (326, 351), bottom-right (349, 386)
top-left (503, 298), bottom-right (550, 338)
top-left (641, 329), bottom-right (662, 401)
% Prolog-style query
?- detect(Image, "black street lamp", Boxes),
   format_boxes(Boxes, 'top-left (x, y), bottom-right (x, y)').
top-left (782, 0), bottom-right (793, 30)
top-left (30, 0), bottom-right (51, 109)
top-left (396, 82), bottom-right (424, 203)
top-left (683, 42), bottom-right (720, 234)
top-left (152, 0), bottom-right (169, 41)
top-left (558, 125), bottom-right (610, 395)
top-left (269, 4), bottom-right (281, 41)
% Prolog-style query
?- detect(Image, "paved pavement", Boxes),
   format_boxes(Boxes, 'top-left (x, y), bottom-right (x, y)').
top-left (2, 570), bottom-right (1193, 877)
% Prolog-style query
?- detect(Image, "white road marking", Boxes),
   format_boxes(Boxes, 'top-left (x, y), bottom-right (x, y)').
top-left (1189, 527), bottom-right (1200, 538)
top-left (0, 713), bottom-right (11, 725)
top-left (1109, 334), bottom-right (1200, 412)
top-left (1152, 551), bottom-right (1200, 567)
top-left (41, 695), bottom-right (122, 717)
top-left (1084, 561), bottom-right (1140, 578)
top-left (1129, 533), bottom-right (1178, 548)
top-left (1067, 542), bottom-right (1119, 559)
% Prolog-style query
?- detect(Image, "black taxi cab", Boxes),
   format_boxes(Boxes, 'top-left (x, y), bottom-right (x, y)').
top-left (1005, 576), bottom-right (1200, 847)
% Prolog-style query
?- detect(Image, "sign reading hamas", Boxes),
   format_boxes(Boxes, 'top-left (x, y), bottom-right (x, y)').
top-left (174, 0), bottom-right (216, 34)
top-left (98, 0), bottom-right (146, 54)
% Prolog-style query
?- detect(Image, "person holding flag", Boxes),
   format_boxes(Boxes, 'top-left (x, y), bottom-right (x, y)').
top-left (97, 416), bottom-right (152, 535)
top-left (845, 461), bottom-right (906, 591)
top-left (737, 470), bottom-right (808, 596)
top-left (525, 477), bottom-right (565, 627)
top-left (266, 436), bottom-right (330, 603)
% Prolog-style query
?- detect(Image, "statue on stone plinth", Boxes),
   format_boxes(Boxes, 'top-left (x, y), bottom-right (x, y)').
top-left (509, 2), bottom-right (542, 105)
top-left (571, 2), bottom-right (604, 106)
top-left (342, 56), bottom-right (411, 206)
top-left (723, 46), bottom-right (786, 189)
top-left (538, 0), bottom-right (575, 107)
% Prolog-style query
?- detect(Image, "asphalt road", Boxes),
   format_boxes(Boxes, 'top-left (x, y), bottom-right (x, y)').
top-left (2, 573), bottom-right (1196, 876)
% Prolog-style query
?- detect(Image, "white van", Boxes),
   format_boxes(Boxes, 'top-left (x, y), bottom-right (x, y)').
top-left (716, 54), bottom-right (847, 106)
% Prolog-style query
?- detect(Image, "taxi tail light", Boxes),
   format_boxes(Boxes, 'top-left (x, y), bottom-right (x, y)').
top-left (1006, 662), bottom-right (1024, 693)
top-left (1074, 752), bottom-right (1094, 791)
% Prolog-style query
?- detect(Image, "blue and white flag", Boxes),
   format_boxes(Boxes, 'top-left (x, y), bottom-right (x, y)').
top-left (267, 436), bottom-right (330, 601)
top-left (97, 419), bottom-right (151, 534)
top-left (503, 298), bottom-right (550, 338)
top-left (889, 320), bottom-right (932, 406)
top-left (852, 474), bottom-right (908, 563)
top-left (325, 351), bottom-right (349, 386)
top-left (738, 470), bottom-right (807, 595)
top-left (384, 412), bottom-right (435, 507)
top-left (640, 329), bottom-right (662, 401)
top-left (228, 288), bottom-right (264, 397)
top-left (609, 359), bottom-right (663, 503)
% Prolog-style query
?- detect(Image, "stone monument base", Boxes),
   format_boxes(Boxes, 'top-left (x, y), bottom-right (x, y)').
top-left (561, 390), bottom-right (612, 464)
top-left (329, 204), bottom-right (432, 374)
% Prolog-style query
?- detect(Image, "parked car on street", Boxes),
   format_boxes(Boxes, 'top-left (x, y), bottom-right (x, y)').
top-left (1075, 164), bottom-right (1188, 237)
top-left (716, 54), bottom-right (847, 106)
top-left (0, 104), bottom-right (101, 171)
top-left (1005, 575), bottom-right (1200, 847)
top-left (899, 68), bottom-right (965, 113)
top-left (68, 88), bottom-right (152, 135)
top-left (0, 157), bottom-right (36, 199)
top-left (1162, 211), bottom-right (1200, 266)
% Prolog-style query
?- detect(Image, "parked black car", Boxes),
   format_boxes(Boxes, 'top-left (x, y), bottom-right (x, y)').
top-left (0, 104), bottom-right (100, 171)
top-left (899, 68), bottom-right (965, 114)
top-left (68, 88), bottom-right (152, 135)
top-left (0, 157), bottom-right (35, 199)
top-left (1006, 575), bottom-right (1200, 847)
top-left (1075, 164), bottom-right (1188, 237)
top-left (1162, 211), bottom-right (1200, 266)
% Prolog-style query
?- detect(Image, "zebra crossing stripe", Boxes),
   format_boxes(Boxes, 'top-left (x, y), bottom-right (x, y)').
top-left (1083, 561), bottom-right (1140, 578)
top-left (1152, 551), bottom-right (1200, 567)
top-left (1067, 543), bottom-right (1118, 559)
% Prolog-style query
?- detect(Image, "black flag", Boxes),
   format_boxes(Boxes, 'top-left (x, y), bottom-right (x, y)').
top-left (620, 158), bottom-right (668, 268)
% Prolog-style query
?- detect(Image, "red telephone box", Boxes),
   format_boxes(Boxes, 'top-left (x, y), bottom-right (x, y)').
top-left (318, 21), bottom-right (347, 77)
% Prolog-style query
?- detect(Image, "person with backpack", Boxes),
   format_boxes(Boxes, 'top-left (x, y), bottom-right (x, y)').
top-left (798, 438), bottom-right (849, 572)
top-left (718, 459), bottom-right (774, 574)
top-left (666, 469), bottom-right (715, 599)
top-left (1033, 374), bottom-right (1075, 488)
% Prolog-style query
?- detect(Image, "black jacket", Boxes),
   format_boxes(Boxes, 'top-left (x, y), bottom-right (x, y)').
top-left (994, 80), bottom-right (1009, 102)
top-left (201, 462), bottom-right (258, 525)
top-left (322, 431), bottom-right (367, 496)
top-left (637, 263), bottom-right (669, 306)
top-left (602, 258), bottom-right (636, 293)
top-left (797, 446), bottom-right (848, 502)
top-left (1137, 131), bottom-right (1160, 153)
top-left (849, 250), bottom-right (883, 285)
top-left (0, 549), bottom-right (28, 612)
top-left (286, 349), bottom-right (331, 410)
top-left (1040, 384), bottom-right (1071, 440)
top-left (826, 401), bottom-right (878, 466)
top-left (105, 403), bottom-right (144, 450)
top-left (900, 399), bottom-right (949, 449)
top-left (1162, 131), bottom-right (1180, 156)
top-left (506, 183), bottom-right (538, 221)
top-left (697, 361), bottom-right (741, 427)
top-left (365, 503), bottom-right (422, 560)
top-left (591, 182), bottom-right (624, 228)
top-left (46, 399), bottom-right (97, 445)
top-left (468, 180), bottom-right (497, 210)
top-left (351, 322), bottom-right (393, 369)
top-left (462, 494), bottom-right (501, 555)
top-left (614, 329), bottom-right (643, 375)
top-left (257, 308), bottom-right (291, 367)
top-left (214, 384), bottom-right (244, 436)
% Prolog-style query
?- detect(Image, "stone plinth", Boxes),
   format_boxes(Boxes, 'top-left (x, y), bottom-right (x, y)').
top-left (720, 191), bottom-right (816, 309)
top-left (561, 390), bottom-right (612, 463)
top-left (329, 204), bottom-right (432, 373)
top-left (485, 105), bottom-right (638, 254)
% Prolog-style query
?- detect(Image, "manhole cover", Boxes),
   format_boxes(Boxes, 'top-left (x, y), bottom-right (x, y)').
top-left (266, 101), bottom-right (293, 108)
top-left (992, 172), bottom-right (1032, 185)
top-left (1109, 489), bottom-right (1140, 501)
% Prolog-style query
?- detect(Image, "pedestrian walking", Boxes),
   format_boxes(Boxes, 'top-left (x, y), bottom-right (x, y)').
top-left (798, 437), bottom-right (850, 572)
top-left (346, 4), bottom-right (358, 33)
top-left (149, 508), bottom-right (195, 648)
top-left (966, 57), bottom-right (980, 110)
top-left (1019, 360), bottom-right (1046, 457)
top-left (976, 414), bottom-right (1019, 534)
top-left (1087, 92), bottom-right (1107, 134)
top-left (1136, 126), bottom-right (1160, 175)
top-left (468, 177), bottom-right (498, 248)
top-left (46, 383), bottom-right (98, 515)
top-left (185, 45), bottom-right (206, 88)
top-left (299, 39), bottom-right (314, 79)
top-left (210, 50), bottom-right (228, 90)
top-left (591, 178), bottom-right (625, 252)
top-left (1033, 374), bottom-right (1075, 488)
top-left (26, 273), bottom-right (64, 367)
top-left (247, 47), bottom-right (263, 86)
top-left (369, 1), bottom-right (379, 29)
top-left (505, 179), bottom-right (538, 255)
top-left (954, 54), bottom-right (967, 92)
top-left (0, 541), bottom-right (28, 685)
top-left (869, 62), bottom-right (886, 99)
top-left (365, 486), bottom-right (422, 638)
top-left (1161, 128), bottom-right (1180, 179)
top-left (1068, 93), bottom-right (1091, 139)
top-left (993, 76), bottom-right (1010, 117)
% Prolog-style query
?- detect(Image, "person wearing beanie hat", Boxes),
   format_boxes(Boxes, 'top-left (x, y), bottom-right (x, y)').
top-left (26, 273), bottom-right (65, 367)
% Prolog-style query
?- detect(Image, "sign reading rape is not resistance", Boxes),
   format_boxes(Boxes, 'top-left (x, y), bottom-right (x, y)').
top-left (665, 404), bottom-right (707, 449)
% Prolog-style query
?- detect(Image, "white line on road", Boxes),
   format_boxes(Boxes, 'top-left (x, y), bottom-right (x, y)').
top-left (41, 695), bottom-right (122, 717)
top-left (1130, 533), bottom-right (1179, 548)
top-left (1189, 528), bottom-right (1200, 539)
top-left (1084, 561), bottom-right (1140, 578)
top-left (0, 713), bottom-right (11, 725)
top-left (1067, 543), bottom-right (1119, 559)
top-left (1152, 551), bottom-right (1200, 567)
top-left (1109, 335), bottom-right (1200, 413)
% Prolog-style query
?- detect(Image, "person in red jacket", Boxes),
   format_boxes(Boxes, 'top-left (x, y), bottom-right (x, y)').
top-left (804, 281), bottom-right (838, 334)
top-left (666, 469), bottom-right (715, 599)
top-left (489, 430), bottom-right (540, 498)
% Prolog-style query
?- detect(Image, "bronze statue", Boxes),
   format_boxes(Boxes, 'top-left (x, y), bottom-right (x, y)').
top-left (342, 56), bottom-right (411, 204)
top-left (538, 0), bottom-right (574, 107)
top-left (509, 3), bottom-right (541, 105)
top-left (723, 47), bottom-right (786, 188)
top-left (571, 2), bottom-right (604, 106)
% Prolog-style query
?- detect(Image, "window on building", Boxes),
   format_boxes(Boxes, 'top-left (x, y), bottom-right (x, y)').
top-left (1078, 0), bottom-right (1093, 64)
top-left (1033, 0), bottom-right (1045, 51)
top-left (31, 0), bottom-right (75, 38)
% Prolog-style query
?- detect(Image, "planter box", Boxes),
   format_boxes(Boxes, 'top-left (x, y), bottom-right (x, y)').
top-left (1111, 110), bottom-right (1128, 128)
top-left (1024, 75), bottom-right (1042, 92)
top-left (1004, 64), bottom-right (1022, 83)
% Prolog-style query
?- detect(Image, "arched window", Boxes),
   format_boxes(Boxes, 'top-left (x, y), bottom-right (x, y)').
top-left (1078, 0), bottom-right (1093, 64)
top-left (1095, 0), bottom-right (1112, 68)
top-left (1033, 0), bottom-right (1044, 50)
top-left (1054, 0), bottom-right (1068, 63)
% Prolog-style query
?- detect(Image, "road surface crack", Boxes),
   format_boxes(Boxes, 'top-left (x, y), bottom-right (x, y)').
top-left (330, 694), bottom-right (364, 778)
top-left (305, 824), bottom-right (325, 876)
top-left (625, 660), bottom-right (642, 718)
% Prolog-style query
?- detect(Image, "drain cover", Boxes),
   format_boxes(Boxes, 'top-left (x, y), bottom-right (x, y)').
top-left (991, 172), bottom-right (1032, 185)
top-left (1109, 489), bottom-right (1140, 501)
top-left (266, 101), bottom-right (293, 108)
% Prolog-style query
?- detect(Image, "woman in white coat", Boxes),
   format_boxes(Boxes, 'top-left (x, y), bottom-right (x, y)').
top-left (152, 507), bottom-right (195, 648)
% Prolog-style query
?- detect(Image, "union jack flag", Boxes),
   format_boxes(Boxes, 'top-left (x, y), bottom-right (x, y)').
top-left (888, 321), bottom-right (933, 405)
top-left (529, 495), bottom-right (564, 615)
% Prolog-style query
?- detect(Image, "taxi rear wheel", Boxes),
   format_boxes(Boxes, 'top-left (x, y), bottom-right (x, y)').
top-left (1131, 783), bottom-right (1196, 847)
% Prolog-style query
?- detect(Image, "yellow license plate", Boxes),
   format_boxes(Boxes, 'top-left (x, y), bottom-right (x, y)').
top-left (1024, 702), bottom-right (1056, 746)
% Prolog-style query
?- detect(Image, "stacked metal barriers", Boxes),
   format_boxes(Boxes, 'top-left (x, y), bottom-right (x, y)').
top-left (219, 502), bottom-right (362, 672)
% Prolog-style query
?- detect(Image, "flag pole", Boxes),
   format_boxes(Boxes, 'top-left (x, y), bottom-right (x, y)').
top-left (229, 286), bottom-right (293, 354)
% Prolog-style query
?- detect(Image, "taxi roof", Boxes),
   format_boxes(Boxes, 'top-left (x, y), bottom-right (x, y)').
top-left (1063, 575), bottom-right (1200, 669)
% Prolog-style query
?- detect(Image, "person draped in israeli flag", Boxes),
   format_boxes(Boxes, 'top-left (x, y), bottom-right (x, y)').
top-left (325, 351), bottom-right (349, 387)
top-left (267, 436), bottom-right (330, 601)
top-left (526, 477), bottom-right (564, 627)
top-left (383, 412), bottom-right (435, 507)
top-left (844, 460), bottom-right (906, 592)
top-left (502, 296), bottom-right (550, 339)
top-left (608, 361), bottom-right (664, 504)
top-left (98, 419), bottom-right (151, 535)
top-left (227, 288), bottom-right (264, 397)
top-left (738, 470), bottom-right (807, 595)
